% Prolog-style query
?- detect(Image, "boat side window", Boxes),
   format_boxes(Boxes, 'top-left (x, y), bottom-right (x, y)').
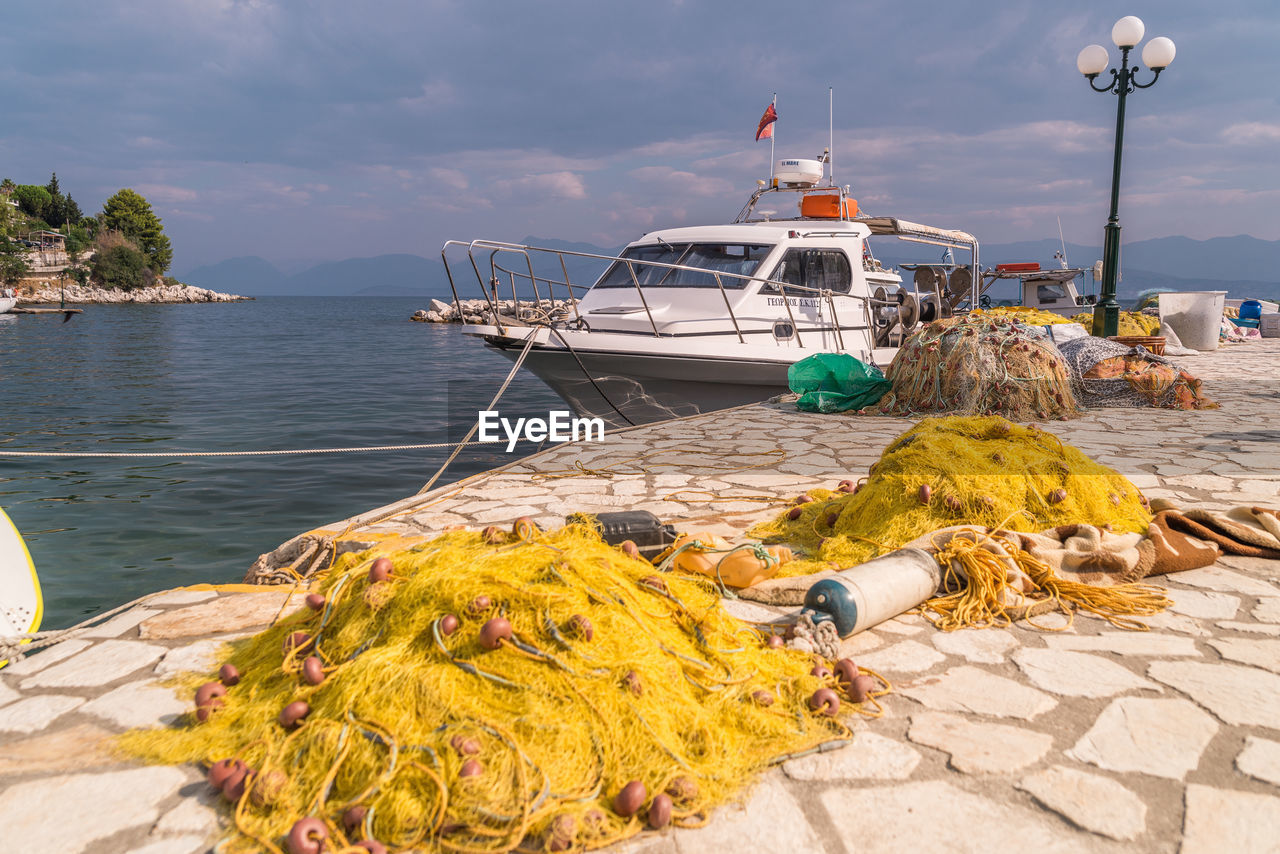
top-left (760, 249), bottom-right (851, 294)
top-left (592, 243), bottom-right (771, 289)
top-left (1036, 283), bottom-right (1068, 304)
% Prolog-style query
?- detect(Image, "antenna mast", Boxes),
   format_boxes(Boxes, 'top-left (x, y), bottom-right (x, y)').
top-left (1056, 216), bottom-right (1069, 269)
top-left (828, 87), bottom-right (835, 186)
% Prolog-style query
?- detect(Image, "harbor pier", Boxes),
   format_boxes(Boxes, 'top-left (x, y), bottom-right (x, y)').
top-left (3, 341), bottom-right (1280, 853)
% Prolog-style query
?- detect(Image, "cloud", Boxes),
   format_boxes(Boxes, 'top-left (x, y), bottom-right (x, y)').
top-left (428, 168), bottom-right (469, 191)
top-left (492, 171), bottom-right (587, 201)
top-left (134, 183), bottom-right (198, 203)
top-left (627, 167), bottom-right (734, 198)
top-left (1221, 122), bottom-right (1280, 145)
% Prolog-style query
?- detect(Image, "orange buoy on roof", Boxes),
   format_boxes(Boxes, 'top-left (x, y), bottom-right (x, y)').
top-left (799, 193), bottom-right (857, 219)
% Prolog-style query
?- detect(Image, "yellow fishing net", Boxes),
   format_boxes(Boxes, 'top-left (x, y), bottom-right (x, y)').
top-left (750, 415), bottom-right (1151, 575)
top-left (121, 524), bottom-right (869, 853)
top-left (973, 306), bottom-right (1075, 326)
top-left (1071, 311), bottom-right (1161, 336)
top-left (875, 315), bottom-right (1080, 421)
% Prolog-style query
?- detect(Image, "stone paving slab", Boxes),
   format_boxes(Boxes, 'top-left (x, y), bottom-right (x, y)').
top-left (2, 340), bottom-right (1280, 852)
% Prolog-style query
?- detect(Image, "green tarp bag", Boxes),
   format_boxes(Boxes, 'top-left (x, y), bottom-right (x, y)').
top-left (788, 352), bottom-right (891, 413)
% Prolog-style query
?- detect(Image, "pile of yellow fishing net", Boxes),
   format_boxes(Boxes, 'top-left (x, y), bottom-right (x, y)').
top-left (1071, 311), bottom-right (1162, 336)
top-left (751, 415), bottom-right (1151, 574)
top-left (123, 524), bottom-right (876, 853)
top-left (973, 306), bottom-right (1162, 337)
top-left (875, 315), bottom-right (1080, 421)
top-left (973, 306), bottom-right (1075, 326)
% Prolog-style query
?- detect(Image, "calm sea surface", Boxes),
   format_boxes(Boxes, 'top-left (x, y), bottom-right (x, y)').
top-left (0, 297), bottom-right (563, 629)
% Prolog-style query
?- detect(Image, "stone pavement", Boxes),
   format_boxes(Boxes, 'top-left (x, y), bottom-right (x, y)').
top-left (3, 340), bottom-right (1280, 853)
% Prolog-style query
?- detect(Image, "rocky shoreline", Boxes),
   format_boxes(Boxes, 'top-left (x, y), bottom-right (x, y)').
top-left (412, 296), bottom-right (577, 324)
top-left (18, 283), bottom-right (251, 304)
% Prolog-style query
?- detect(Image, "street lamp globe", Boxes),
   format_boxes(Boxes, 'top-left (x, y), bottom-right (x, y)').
top-left (1077, 44), bottom-right (1110, 77)
top-left (1111, 16), bottom-right (1145, 49)
top-left (1142, 36), bottom-right (1176, 70)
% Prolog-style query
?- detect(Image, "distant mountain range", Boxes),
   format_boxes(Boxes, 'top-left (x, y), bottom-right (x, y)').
top-left (178, 233), bottom-right (1280, 302)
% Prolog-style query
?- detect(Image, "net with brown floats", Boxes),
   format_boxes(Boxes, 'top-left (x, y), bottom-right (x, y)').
top-left (750, 415), bottom-right (1152, 574)
top-left (873, 315), bottom-right (1080, 421)
top-left (121, 522), bottom-right (890, 854)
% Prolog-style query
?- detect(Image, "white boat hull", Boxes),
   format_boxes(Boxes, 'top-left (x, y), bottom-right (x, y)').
top-left (0, 296), bottom-right (16, 314)
top-left (473, 325), bottom-right (896, 427)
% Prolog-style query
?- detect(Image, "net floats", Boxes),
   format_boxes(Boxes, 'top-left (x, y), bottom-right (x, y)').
top-left (207, 758), bottom-right (250, 802)
top-left (513, 516), bottom-right (538, 540)
top-left (833, 658), bottom-right (858, 689)
top-left (565, 613), bottom-right (594, 641)
top-left (250, 769), bottom-right (287, 807)
top-left (342, 806), bottom-right (368, 834)
top-left (808, 688), bottom-right (841, 716)
top-left (613, 780), bottom-right (646, 817)
top-left (207, 758), bottom-right (244, 790)
top-left (367, 556), bottom-right (394, 583)
top-left (286, 817), bottom-right (327, 854)
top-left (547, 815), bottom-right (577, 851)
top-left (282, 631), bottom-right (311, 656)
top-left (194, 681), bottom-right (226, 722)
top-left (301, 656), bottom-right (325, 685)
top-left (648, 793), bottom-right (673, 829)
top-left (479, 616), bottom-right (513, 649)
top-left (278, 700), bottom-right (310, 729)
top-left (849, 674), bottom-right (877, 703)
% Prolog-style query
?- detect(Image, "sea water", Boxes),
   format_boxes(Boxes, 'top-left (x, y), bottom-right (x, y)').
top-left (0, 297), bottom-right (563, 628)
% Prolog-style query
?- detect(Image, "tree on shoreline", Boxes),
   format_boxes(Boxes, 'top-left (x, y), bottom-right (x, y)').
top-left (0, 236), bottom-right (29, 284)
top-left (101, 189), bottom-right (172, 273)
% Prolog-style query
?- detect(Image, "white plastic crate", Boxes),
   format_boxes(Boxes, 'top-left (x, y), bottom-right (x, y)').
top-left (1261, 313), bottom-right (1280, 338)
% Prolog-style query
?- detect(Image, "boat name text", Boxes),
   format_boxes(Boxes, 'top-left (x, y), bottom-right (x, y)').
top-left (765, 297), bottom-right (821, 308)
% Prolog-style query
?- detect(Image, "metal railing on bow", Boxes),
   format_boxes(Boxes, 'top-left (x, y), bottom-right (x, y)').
top-left (440, 240), bottom-right (899, 350)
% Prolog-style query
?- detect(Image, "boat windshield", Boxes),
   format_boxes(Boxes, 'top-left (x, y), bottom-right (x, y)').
top-left (593, 243), bottom-right (773, 289)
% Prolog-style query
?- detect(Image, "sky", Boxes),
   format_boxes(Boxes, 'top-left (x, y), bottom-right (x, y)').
top-left (2, 1), bottom-right (1277, 273)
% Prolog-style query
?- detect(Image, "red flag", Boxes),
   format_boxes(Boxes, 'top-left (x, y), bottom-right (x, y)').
top-left (755, 103), bottom-right (777, 141)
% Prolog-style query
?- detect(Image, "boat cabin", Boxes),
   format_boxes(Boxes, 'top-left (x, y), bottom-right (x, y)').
top-left (979, 263), bottom-right (1095, 316)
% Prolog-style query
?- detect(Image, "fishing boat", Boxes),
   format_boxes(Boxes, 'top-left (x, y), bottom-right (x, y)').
top-left (443, 157), bottom-right (980, 427)
top-left (0, 288), bottom-right (17, 314)
top-left (979, 262), bottom-right (1097, 316)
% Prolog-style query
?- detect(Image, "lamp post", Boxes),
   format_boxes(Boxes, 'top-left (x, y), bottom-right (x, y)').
top-left (1076, 16), bottom-right (1176, 338)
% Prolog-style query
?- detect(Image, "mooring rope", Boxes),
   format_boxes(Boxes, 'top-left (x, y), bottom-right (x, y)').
top-left (0, 441), bottom-right (504, 458)
top-left (417, 334), bottom-right (540, 495)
